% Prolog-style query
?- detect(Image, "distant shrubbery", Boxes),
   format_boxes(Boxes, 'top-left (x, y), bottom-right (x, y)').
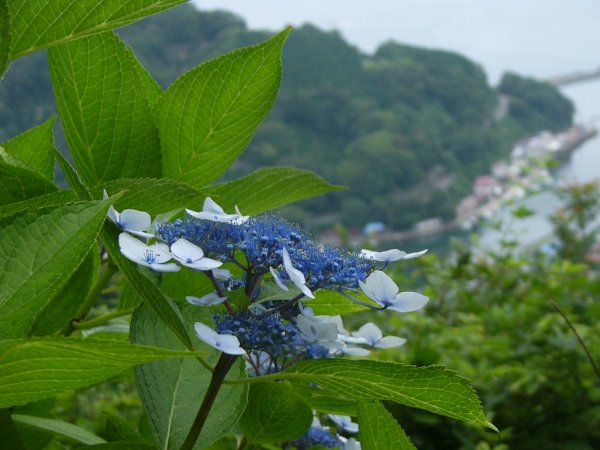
top-left (0, 4), bottom-right (575, 229)
top-left (499, 72), bottom-right (575, 133)
top-left (374, 183), bottom-right (600, 450)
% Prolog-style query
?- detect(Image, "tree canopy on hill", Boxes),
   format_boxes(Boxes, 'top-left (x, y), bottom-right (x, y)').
top-left (0, 4), bottom-right (574, 229)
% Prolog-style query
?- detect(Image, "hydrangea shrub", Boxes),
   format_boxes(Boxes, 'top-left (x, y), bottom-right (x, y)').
top-left (0, 1), bottom-right (495, 448)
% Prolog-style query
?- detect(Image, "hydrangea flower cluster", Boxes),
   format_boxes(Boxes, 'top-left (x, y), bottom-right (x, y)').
top-left (110, 196), bottom-right (429, 449)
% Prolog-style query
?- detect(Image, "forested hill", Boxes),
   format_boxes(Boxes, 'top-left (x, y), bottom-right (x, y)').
top-left (0, 4), bottom-right (574, 229)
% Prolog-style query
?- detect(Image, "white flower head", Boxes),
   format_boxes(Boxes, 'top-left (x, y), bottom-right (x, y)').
top-left (194, 322), bottom-right (246, 355)
top-left (359, 270), bottom-right (428, 312)
top-left (118, 233), bottom-right (180, 272)
top-left (281, 248), bottom-right (315, 299)
top-left (329, 415), bottom-right (359, 434)
top-left (186, 197), bottom-right (249, 225)
top-left (360, 248), bottom-right (428, 263)
top-left (352, 322), bottom-right (407, 348)
top-left (105, 191), bottom-right (154, 238)
top-left (170, 238), bottom-right (222, 271)
top-left (186, 292), bottom-right (228, 307)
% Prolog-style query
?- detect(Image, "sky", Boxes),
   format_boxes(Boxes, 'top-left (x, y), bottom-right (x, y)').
top-left (191, 0), bottom-right (599, 84)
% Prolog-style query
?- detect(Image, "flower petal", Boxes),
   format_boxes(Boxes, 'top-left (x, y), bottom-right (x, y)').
top-left (107, 205), bottom-right (120, 225)
top-left (339, 345), bottom-right (371, 357)
top-left (360, 248), bottom-right (427, 262)
top-left (171, 238), bottom-right (205, 261)
top-left (282, 248), bottom-right (306, 285)
top-left (194, 322), bottom-right (218, 345)
top-left (118, 232), bottom-right (148, 263)
top-left (148, 262), bottom-right (181, 272)
top-left (270, 267), bottom-right (289, 292)
top-left (214, 334), bottom-right (247, 355)
top-left (389, 291), bottom-right (429, 312)
top-left (375, 336), bottom-right (407, 348)
top-left (362, 271), bottom-right (399, 305)
top-left (355, 322), bottom-right (383, 344)
top-left (119, 209), bottom-right (152, 232)
top-left (186, 292), bottom-right (228, 306)
top-left (203, 196), bottom-right (226, 215)
top-left (212, 268), bottom-right (232, 281)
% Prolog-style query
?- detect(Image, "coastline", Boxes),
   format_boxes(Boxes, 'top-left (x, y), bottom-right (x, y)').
top-left (362, 124), bottom-right (598, 246)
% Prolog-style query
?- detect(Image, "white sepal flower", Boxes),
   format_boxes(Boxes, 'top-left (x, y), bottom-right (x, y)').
top-left (118, 233), bottom-right (180, 272)
top-left (337, 344), bottom-right (371, 357)
top-left (170, 238), bottom-right (222, 271)
top-left (185, 197), bottom-right (249, 225)
top-left (186, 292), bottom-right (228, 306)
top-left (282, 248), bottom-right (315, 299)
top-left (194, 322), bottom-right (246, 355)
top-left (105, 192), bottom-right (154, 238)
top-left (359, 270), bottom-right (428, 312)
top-left (352, 322), bottom-right (406, 348)
top-left (212, 268), bottom-right (232, 281)
top-left (360, 248), bottom-right (427, 262)
top-left (339, 437), bottom-right (361, 450)
top-left (296, 314), bottom-right (341, 349)
top-left (329, 415), bottom-right (359, 434)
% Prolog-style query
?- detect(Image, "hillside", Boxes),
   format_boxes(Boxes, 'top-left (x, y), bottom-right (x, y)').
top-left (0, 4), bottom-right (574, 229)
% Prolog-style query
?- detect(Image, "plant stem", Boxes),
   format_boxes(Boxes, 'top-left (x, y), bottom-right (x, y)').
top-left (550, 299), bottom-right (600, 381)
top-left (180, 353), bottom-right (239, 450)
top-left (61, 262), bottom-right (118, 336)
top-left (205, 270), bottom-right (235, 315)
top-left (72, 307), bottom-right (134, 330)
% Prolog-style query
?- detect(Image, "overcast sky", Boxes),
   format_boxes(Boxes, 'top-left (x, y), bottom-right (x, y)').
top-left (191, 0), bottom-right (599, 84)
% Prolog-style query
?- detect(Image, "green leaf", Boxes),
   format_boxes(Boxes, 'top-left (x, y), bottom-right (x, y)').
top-left (156, 28), bottom-right (290, 187)
top-left (49, 32), bottom-right (162, 185)
top-left (80, 443), bottom-right (156, 450)
top-left (291, 384), bottom-right (358, 416)
top-left (160, 269), bottom-right (215, 307)
top-left (11, 414), bottom-right (106, 445)
top-left (0, 199), bottom-right (109, 338)
top-left (0, 409), bottom-right (27, 450)
top-left (357, 400), bottom-right (417, 450)
top-left (277, 359), bottom-right (495, 430)
top-left (0, 189), bottom-right (76, 220)
top-left (239, 381), bottom-right (312, 444)
top-left (29, 248), bottom-right (100, 336)
top-left (119, 280), bottom-right (143, 311)
top-left (0, 337), bottom-right (198, 408)
top-left (0, 159), bottom-right (57, 205)
top-left (54, 148), bottom-right (91, 200)
top-left (309, 289), bottom-right (373, 316)
top-left (208, 167), bottom-right (344, 214)
top-left (131, 304), bottom-right (248, 450)
top-left (13, 399), bottom-right (56, 450)
top-left (101, 178), bottom-right (208, 217)
top-left (1, 117), bottom-right (57, 181)
top-left (7, 0), bottom-right (186, 60)
top-left (0, 0), bottom-right (9, 79)
top-left (103, 413), bottom-right (146, 443)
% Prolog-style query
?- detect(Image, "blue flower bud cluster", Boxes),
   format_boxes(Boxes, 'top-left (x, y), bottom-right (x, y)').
top-left (293, 426), bottom-right (341, 449)
top-left (213, 311), bottom-right (330, 375)
top-left (156, 214), bottom-right (374, 294)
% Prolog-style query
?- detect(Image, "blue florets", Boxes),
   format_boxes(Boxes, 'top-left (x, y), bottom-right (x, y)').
top-left (293, 427), bottom-right (341, 449)
top-left (156, 214), bottom-right (374, 297)
top-left (213, 311), bottom-right (331, 374)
